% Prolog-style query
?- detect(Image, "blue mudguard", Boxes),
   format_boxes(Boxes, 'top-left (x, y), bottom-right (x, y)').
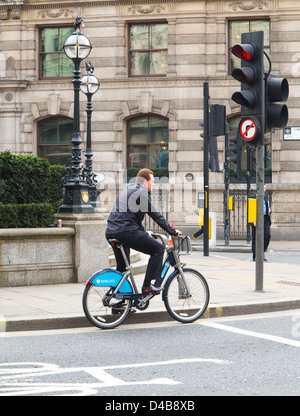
top-left (86, 268), bottom-right (133, 293)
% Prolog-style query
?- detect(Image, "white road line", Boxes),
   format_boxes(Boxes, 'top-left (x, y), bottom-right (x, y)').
top-left (200, 322), bottom-right (300, 348)
top-left (99, 358), bottom-right (231, 370)
top-left (0, 358), bottom-right (231, 395)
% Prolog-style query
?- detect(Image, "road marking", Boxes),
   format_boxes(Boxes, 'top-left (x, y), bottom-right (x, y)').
top-left (0, 358), bottom-right (231, 396)
top-left (200, 321), bottom-right (300, 348)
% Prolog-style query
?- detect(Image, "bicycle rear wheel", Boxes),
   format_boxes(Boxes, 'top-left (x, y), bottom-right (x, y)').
top-left (164, 268), bottom-right (209, 323)
top-left (82, 283), bottom-right (132, 329)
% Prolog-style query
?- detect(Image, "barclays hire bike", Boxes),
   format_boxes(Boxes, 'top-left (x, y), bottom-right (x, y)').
top-left (82, 234), bottom-right (210, 330)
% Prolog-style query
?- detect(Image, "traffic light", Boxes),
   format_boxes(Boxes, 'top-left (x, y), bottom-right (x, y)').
top-left (199, 104), bottom-right (226, 172)
top-left (200, 121), bottom-right (220, 173)
top-left (208, 105), bottom-right (225, 172)
top-left (231, 31), bottom-right (264, 146)
top-left (229, 135), bottom-right (241, 180)
top-left (208, 136), bottom-right (220, 172)
top-left (265, 74), bottom-right (289, 132)
top-left (209, 104), bottom-right (226, 137)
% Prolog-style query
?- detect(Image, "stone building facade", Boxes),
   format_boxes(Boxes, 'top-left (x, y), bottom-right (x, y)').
top-left (1, 0), bottom-right (300, 239)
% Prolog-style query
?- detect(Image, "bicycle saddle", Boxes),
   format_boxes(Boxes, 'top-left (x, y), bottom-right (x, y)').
top-left (108, 238), bottom-right (123, 247)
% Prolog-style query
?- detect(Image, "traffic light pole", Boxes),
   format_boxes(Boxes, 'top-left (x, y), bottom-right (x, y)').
top-left (224, 122), bottom-right (230, 246)
top-left (246, 147), bottom-right (251, 243)
top-left (203, 82), bottom-right (209, 257)
top-left (255, 66), bottom-right (266, 292)
top-left (255, 137), bottom-right (265, 291)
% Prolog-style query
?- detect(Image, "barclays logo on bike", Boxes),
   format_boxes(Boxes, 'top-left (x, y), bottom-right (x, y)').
top-left (96, 278), bottom-right (116, 285)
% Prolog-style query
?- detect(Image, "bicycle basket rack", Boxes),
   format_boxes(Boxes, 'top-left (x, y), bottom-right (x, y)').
top-left (176, 236), bottom-right (192, 255)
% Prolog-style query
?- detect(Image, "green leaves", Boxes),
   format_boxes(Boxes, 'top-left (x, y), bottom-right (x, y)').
top-left (0, 151), bottom-right (66, 228)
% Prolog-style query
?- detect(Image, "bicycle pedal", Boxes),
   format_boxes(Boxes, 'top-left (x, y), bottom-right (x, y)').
top-left (111, 306), bottom-right (136, 315)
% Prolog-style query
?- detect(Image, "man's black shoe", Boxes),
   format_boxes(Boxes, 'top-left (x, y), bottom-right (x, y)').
top-left (142, 285), bottom-right (162, 295)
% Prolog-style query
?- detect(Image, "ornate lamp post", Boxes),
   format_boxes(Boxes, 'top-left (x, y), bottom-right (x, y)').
top-left (59, 17), bottom-right (94, 213)
top-left (80, 62), bottom-right (100, 207)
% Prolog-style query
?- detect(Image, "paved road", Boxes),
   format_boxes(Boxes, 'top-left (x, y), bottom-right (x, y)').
top-left (1, 309), bottom-right (299, 397)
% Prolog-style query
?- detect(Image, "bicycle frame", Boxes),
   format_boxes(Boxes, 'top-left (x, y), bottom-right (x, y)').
top-left (86, 234), bottom-right (192, 306)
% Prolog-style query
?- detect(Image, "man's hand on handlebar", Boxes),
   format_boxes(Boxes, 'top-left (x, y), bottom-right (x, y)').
top-left (148, 230), bottom-right (182, 239)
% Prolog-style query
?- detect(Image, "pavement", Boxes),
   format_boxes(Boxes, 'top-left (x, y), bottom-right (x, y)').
top-left (1, 240), bottom-right (300, 332)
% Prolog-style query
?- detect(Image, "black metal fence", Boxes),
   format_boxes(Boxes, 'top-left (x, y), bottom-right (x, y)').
top-left (143, 189), bottom-right (169, 233)
top-left (228, 189), bottom-right (272, 240)
top-left (229, 189), bottom-right (248, 239)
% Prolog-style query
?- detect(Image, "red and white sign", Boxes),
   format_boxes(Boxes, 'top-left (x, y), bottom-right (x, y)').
top-left (240, 118), bottom-right (257, 141)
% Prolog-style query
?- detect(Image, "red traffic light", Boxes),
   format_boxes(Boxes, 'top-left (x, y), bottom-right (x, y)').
top-left (231, 31), bottom-right (264, 146)
top-left (232, 43), bottom-right (255, 61)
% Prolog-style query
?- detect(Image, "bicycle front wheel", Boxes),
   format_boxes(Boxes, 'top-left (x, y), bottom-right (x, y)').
top-left (164, 268), bottom-right (209, 323)
top-left (82, 284), bottom-right (132, 330)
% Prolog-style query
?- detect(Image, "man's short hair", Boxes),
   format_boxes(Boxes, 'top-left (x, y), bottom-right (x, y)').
top-left (136, 168), bottom-right (153, 184)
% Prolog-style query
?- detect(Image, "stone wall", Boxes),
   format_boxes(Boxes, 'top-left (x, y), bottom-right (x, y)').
top-left (0, 209), bottom-right (111, 287)
top-left (0, 228), bottom-right (75, 287)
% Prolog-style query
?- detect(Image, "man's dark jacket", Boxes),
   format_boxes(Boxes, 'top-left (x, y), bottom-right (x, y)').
top-left (106, 184), bottom-right (176, 236)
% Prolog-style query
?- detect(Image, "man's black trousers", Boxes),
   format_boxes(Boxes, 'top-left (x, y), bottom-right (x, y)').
top-left (106, 229), bottom-right (165, 288)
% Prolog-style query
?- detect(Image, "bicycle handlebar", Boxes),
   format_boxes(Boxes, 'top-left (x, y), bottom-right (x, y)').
top-left (151, 233), bottom-right (178, 246)
top-left (151, 233), bottom-right (168, 245)
top-left (152, 233), bottom-right (192, 255)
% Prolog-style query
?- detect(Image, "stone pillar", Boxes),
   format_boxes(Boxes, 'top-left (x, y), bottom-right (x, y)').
top-left (0, 81), bottom-right (27, 154)
top-left (56, 210), bottom-right (110, 283)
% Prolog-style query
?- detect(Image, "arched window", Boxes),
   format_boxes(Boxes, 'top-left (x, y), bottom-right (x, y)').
top-left (38, 117), bottom-right (73, 165)
top-left (127, 116), bottom-right (169, 170)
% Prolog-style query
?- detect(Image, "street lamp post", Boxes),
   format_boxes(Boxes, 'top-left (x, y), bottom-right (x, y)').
top-left (59, 16), bottom-right (94, 213)
top-left (80, 62), bottom-right (100, 207)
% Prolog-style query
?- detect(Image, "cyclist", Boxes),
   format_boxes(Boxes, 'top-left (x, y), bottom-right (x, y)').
top-left (106, 168), bottom-right (182, 295)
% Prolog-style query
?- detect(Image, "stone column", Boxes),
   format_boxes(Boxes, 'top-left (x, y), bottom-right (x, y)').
top-left (0, 81), bottom-right (27, 153)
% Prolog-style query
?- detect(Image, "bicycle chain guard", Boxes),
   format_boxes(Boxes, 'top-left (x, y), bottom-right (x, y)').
top-left (134, 296), bottom-right (150, 311)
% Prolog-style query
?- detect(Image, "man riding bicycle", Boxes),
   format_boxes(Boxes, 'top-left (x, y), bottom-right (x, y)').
top-left (105, 168), bottom-right (182, 295)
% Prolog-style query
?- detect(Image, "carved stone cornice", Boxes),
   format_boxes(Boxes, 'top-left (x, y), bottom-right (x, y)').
top-left (230, 1), bottom-right (267, 10)
top-left (128, 4), bottom-right (165, 14)
top-left (0, 4), bottom-right (22, 19)
top-left (37, 8), bottom-right (74, 19)
top-left (0, 0), bottom-right (270, 18)
top-left (0, 0), bottom-right (268, 9)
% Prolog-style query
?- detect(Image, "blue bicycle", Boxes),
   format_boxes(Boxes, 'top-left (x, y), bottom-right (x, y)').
top-left (82, 234), bottom-right (209, 329)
